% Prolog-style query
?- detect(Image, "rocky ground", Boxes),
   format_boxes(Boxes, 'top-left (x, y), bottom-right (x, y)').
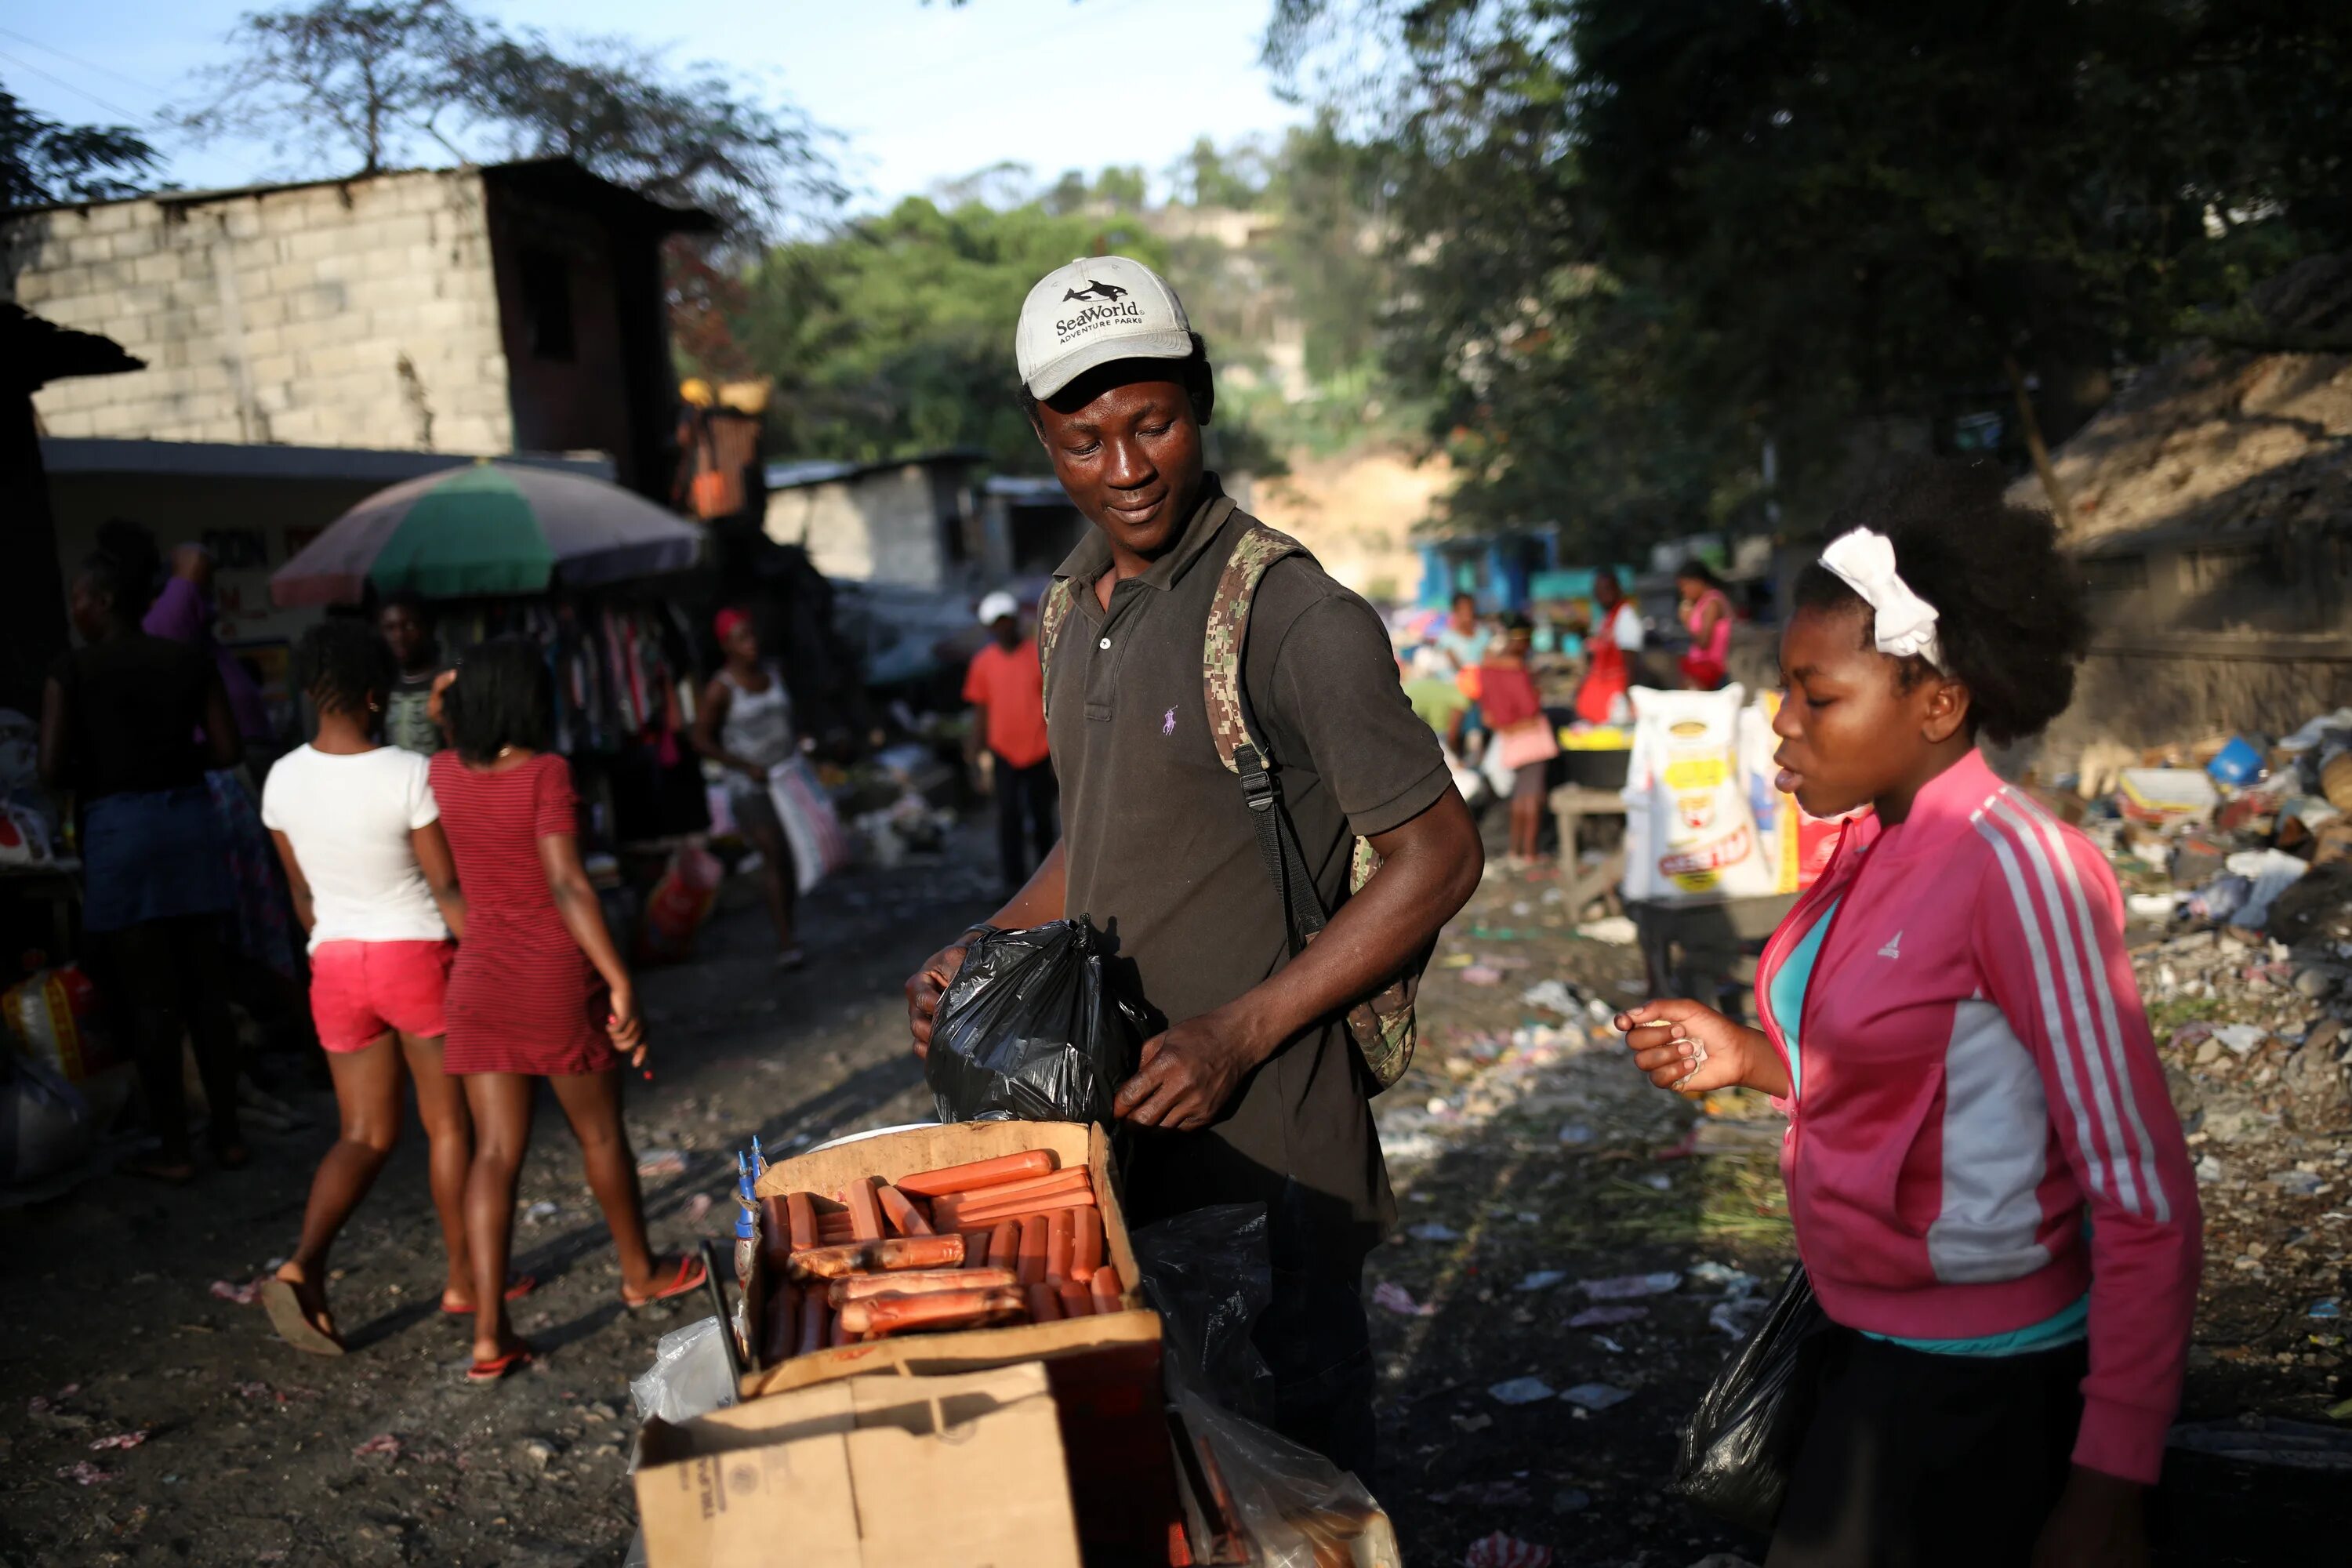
top-left (2, 819), bottom-right (2346, 1566)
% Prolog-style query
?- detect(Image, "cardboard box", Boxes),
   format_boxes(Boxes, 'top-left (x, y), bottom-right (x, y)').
top-left (635, 1363), bottom-right (1083, 1568)
top-left (746, 1120), bottom-right (1156, 1396)
top-left (746, 1121), bottom-right (1179, 1560)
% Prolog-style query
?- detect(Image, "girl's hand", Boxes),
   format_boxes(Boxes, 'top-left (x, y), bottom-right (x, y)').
top-left (1614, 999), bottom-right (1775, 1095)
top-left (607, 982), bottom-right (647, 1067)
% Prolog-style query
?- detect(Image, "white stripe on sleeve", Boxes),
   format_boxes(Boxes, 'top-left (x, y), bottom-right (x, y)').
top-left (1983, 797), bottom-right (2143, 1215)
top-left (1971, 808), bottom-right (2118, 1207)
top-left (1998, 793), bottom-right (2172, 1225)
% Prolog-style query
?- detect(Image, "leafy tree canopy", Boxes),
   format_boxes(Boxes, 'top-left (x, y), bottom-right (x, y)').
top-left (1271, 0), bottom-right (2352, 540)
top-left (178, 0), bottom-right (838, 242)
top-left (0, 88), bottom-right (163, 210)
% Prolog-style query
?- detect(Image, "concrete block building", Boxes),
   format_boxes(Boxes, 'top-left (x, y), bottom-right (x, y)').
top-left (2, 159), bottom-right (710, 495)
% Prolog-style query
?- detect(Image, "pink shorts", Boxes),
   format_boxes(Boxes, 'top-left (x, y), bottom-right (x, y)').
top-left (309, 939), bottom-right (454, 1053)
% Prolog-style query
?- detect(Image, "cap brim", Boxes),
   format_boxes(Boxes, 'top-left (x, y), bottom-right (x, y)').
top-left (1024, 328), bottom-right (1197, 401)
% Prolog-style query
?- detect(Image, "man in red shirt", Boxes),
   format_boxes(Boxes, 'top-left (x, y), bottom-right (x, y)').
top-left (963, 591), bottom-right (1057, 893)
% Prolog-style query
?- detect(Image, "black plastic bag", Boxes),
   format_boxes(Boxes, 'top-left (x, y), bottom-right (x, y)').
top-left (1671, 1262), bottom-right (1832, 1534)
top-left (1131, 1203), bottom-right (1275, 1419)
top-left (926, 918), bottom-right (1147, 1123)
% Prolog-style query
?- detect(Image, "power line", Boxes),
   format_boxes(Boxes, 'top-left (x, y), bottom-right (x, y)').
top-left (0, 46), bottom-right (154, 125)
top-left (0, 26), bottom-right (175, 98)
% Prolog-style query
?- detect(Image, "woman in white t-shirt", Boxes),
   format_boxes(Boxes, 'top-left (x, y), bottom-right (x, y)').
top-left (256, 619), bottom-right (496, 1355)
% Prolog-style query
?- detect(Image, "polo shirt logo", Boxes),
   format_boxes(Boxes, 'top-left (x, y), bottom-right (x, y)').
top-left (1163, 706), bottom-right (1178, 736)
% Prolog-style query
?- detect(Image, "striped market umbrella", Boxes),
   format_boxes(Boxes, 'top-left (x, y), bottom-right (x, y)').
top-left (270, 460), bottom-right (702, 607)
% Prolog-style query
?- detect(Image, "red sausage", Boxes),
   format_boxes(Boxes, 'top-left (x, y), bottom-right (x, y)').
top-left (1091, 1264), bottom-right (1123, 1312)
top-left (846, 1177), bottom-right (887, 1243)
top-left (786, 1234), bottom-right (967, 1281)
top-left (1069, 1207), bottom-right (1104, 1283)
top-left (760, 1195), bottom-right (795, 1276)
top-left (893, 1151), bottom-right (1057, 1199)
top-left (875, 1184), bottom-right (933, 1236)
top-left (786, 1192), bottom-right (818, 1253)
top-left (761, 1283), bottom-right (800, 1364)
top-left (853, 1286), bottom-right (1029, 1336)
top-left (939, 1190), bottom-right (1098, 1229)
top-left (1045, 1209), bottom-right (1075, 1283)
top-left (931, 1168), bottom-right (1092, 1222)
top-left (985, 1220), bottom-right (1020, 1271)
top-left (830, 1267), bottom-right (1018, 1305)
top-left (1057, 1280), bottom-right (1092, 1319)
top-left (960, 1230), bottom-right (993, 1269)
top-left (797, 1293), bottom-right (829, 1356)
top-left (1015, 1214), bottom-right (1049, 1287)
top-left (1027, 1283), bottom-right (1063, 1323)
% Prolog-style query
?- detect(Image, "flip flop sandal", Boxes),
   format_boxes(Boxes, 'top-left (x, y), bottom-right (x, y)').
top-left (465, 1342), bottom-right (535, 1385)
top-left (439, 1275), bottom-right (539, 1316)
top-left (621, 1254), bottom-right (709, 1309)
top-left (259, 1278), bottom-right (346, 1357)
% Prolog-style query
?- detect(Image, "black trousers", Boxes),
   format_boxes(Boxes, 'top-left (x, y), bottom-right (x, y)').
top-left (1767, 1329), bottom-right (2087, 1568)
top-left (993, 752), bottom-right (1058, 889)
top-left (93, 915), bottom-right (243, 1161)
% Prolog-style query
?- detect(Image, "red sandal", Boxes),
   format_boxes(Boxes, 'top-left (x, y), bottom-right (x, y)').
top-left (440, 1275), bottom-right (539, 1315)
top-left (465, 1341), bottom-right (535, 1385)
top-left (620, 1254), bottom-right (708, 1309)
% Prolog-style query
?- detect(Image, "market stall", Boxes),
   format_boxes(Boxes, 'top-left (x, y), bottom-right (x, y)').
top-left (270, 460), bottom-right (713, 851)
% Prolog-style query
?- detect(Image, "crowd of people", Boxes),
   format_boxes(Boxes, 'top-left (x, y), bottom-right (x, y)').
top-left (35, 252), bottom-right (2207, 1563)
top-left (38, 522), bottom-right (716, 1380)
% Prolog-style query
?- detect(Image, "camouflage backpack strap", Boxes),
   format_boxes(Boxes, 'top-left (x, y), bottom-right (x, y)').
top-left (1036, 575), bottom-right (1079, 712)
top-left (1203, 521), bottom-right (1305, 773)
top-left (1202, 521), bottom-right (1419, 1093)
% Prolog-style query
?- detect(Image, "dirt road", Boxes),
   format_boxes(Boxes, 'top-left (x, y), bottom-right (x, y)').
top-left (1, 830), bottom-right (2341, 1566)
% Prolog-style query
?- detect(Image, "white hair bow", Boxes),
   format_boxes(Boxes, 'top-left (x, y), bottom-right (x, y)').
top-left (1819, 528), bottom-right (1944, 669)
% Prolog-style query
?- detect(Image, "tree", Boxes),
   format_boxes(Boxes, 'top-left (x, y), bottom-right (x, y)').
top-left (731, 195), bottom-right (1171, 469)
top-left (178, 1), bottom-right (838, 242)
top-left (1171, 136), bottom-right (1271, 209)
top-left (456, 29), bottom-right (841, 242)
top-left (1272, 0), bottom-right (2352, 534)
top-left (179, 0), bottom-right (478, 173)
top-left (1, 88), bottom-right (162, 209)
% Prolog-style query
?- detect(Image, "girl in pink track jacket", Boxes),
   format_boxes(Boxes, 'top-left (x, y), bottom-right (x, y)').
top-left (1618, 462), bottom-right (2199, 1567)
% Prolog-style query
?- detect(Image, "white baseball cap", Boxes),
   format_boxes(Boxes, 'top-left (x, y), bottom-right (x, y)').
top-left (1015, 255), bottom-right (1194, 400)
top-left (976, 590), bottom-right (1020, 626)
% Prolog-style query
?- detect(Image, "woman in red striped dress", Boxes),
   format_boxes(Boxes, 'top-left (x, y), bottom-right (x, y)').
top-left (432, 638), bottom-right (706, 1382)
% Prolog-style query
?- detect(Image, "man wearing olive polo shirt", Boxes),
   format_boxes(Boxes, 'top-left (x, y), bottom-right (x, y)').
top-left (906, 256), bottom-right (1482, 1476)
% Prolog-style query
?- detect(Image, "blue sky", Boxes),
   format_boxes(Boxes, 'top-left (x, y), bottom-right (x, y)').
top-left (0, 0), bottom-right (1302, 215)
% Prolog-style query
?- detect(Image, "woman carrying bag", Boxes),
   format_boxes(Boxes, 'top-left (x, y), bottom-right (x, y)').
top-left (1616, 462), bottom-right (2199, 1566)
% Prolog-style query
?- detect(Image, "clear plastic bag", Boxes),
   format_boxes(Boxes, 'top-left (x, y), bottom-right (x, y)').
top-left (0, 1050), bottom-right (93, 1185)
top-left (1138, 1203), bottom-right (1398, 1565)
top-left (1671, 1261), bottom-right (1831, 1532)
top-left (628, 1316), bottom-right (737, 1432)
top-left (1175, 1387), bottom-right (1402, 1568)
top-left (925, 919), bottom-right (1148, 1123)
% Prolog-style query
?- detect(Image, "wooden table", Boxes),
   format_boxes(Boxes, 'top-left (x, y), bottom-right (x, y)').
top-left (1548, 784), bottom-right (1629, 916)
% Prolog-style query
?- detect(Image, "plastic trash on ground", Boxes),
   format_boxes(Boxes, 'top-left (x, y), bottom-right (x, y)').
top-left (2223, 848), bottom-right (2310, 929)
top-left (925, 918), bottom-right (1148, 1124)
top-left (1671, 1264), bottom-right (1832, 1533)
